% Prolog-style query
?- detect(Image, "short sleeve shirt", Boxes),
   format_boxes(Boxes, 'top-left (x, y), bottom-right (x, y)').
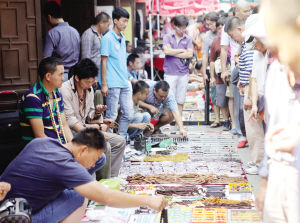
top-left (20, 81), bottom-right (65, 144)
top-left (145, 81), bottom-right (178, 112)
top-left (43, 22), bottom-right (80, 72)
top-left (201, 30), bottom-right (218, 56)
top-left (127, 69), bottom-right (138, 81)
top-left (163, 33), bottom-right (193, 76)
top-left (0, 138), bottom-right (93, 213)
top-left (209, 37), bottom-right (221, 62)
top-left (210, 37), bottom-right (224, 84)
top-left (239, 42), bottom-right (255, 85)
top-left (100, 29), bottom-right (129, 88)
top-left (221, 27), bottom-right (241, 72)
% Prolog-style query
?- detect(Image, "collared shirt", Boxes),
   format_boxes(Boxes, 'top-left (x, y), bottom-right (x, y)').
top-left (145, 81), bottom-right (178, 112)
top-left (59, 76), bottom-right (97, 128)
top-left (20, 81), bottom-right (65, 143)
top-left (127, 69), bottom-right (137, 81)
top-left (100, 29), bottom-right (129, 88)
top-left (239, 41), bottom-right (255, 85)
top-left (163, 33), bottom-right (193, 76)
top-left (81, 25), bottom-right (102, 68)
top-left (43, 22), bottom-right (80, 72)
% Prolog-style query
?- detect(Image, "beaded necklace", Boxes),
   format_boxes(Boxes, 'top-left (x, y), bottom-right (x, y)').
top-left (78, 90), bottom-right (86, 120)
top-left (47, 92), bottom-right (67, 144)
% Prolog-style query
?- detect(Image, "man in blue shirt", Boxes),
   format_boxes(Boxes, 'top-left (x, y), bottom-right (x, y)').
top-left (0, 128), bottom-right (167, 222)
top-left (127, 53), bottom-right (140, 85)
top-left (43, 1), bottom-right (80, 81)
top-left (100, 7), bottom-right (133, 138)
top-left (140, 81), bottom-right (187, 137)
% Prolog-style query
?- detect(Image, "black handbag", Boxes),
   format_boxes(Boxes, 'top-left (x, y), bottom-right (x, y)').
top-left (0, 91), bottom-right (23, 174)
top-left (180, 58), bottom-right (192, 67)
top-left (0, 198), bottom-right (32, 223)
top-left (134, 134), bottom-right (147, 153)
top-left (0, 91), bottom-right (21, 144)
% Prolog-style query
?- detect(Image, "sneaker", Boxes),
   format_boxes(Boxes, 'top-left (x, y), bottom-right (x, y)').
top-left (229, 128), bottom-right (238, 135)
top-left (245, 166), bottom-right (258, 175)
top-left (223, 120), bottom-right (231, 131)
top-left (237, 140), bottom-right (247, 148)
top-left (244, 161), bottom-right (256, 168)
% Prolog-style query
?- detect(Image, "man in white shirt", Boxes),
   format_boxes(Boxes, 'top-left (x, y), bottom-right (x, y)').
top-left (255, 0), bottom-right (300, 222)
top-left (220, 0), bottom-right (252, 144)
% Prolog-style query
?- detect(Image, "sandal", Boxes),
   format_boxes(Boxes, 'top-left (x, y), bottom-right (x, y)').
top-left (210, 122), bottom-right (221, 128)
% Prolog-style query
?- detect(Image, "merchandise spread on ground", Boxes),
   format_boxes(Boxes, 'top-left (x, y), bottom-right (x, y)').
top-left (82, 126), bottom-right (262, 223)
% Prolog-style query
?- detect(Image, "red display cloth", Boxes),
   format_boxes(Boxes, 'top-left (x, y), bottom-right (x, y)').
top-left (146, 57), bottom-right (165, 72)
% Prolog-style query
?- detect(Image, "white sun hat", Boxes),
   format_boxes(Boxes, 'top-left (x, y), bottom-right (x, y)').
top-left (243, 12), bottom-right (266, 42)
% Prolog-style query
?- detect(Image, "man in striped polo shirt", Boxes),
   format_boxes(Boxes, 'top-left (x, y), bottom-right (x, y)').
top-left (20, 57), bottom-right (74, 145)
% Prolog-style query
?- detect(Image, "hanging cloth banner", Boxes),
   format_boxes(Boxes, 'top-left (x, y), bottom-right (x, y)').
top-left (136, 0), bottom-right (220, 16)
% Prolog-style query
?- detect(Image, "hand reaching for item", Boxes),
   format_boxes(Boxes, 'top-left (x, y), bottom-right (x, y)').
top-left (0, 182), bottom-right (11, 201)
top-left (146, 195), bottom-right (168, 212)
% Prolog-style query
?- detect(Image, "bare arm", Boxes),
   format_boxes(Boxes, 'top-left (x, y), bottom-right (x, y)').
top-left (128, 123), bottom-right (149, 130)
top-left (29, 119), bottom-right (47, 138)
top-left (172, 109), bottom-right (187, 137)
top-left (175, 48), bottom-right (193, 59)
top-left (74, 181), bottom-right (168, 211)
top-left (101, 56), bottom-right (109, 97)
top-left (71, 123), bottom-right (85, 132)
top-left (210, 61), bottom-right (216, 87)
top-left (139, 101), bottom-right (159, 114)
top-left (248, 78), bottom-right (259, 120)
top-left (220, 45), bottom-right (229, 82)
top-left (0, 182), bottom-right (11, 201)
top-left (163, 44), bottom-right (185, 56)
top-left (61, 113), bottom-right (73, 143)
top-left (202, 54), bottom-right (209, 82)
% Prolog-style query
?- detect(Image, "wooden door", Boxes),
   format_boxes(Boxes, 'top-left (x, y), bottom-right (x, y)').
top-left (61, 0), bottom-right (94, 35)
top-left (0, 0), bottom-right (42, 94)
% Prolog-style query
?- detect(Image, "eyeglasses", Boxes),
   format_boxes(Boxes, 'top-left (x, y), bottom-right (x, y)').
top-left (206, 22), bottom-right (216, 27)
top-left (175, 26), bottom-right (187, 32)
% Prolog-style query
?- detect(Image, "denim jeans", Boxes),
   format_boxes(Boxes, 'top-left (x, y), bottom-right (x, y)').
top-left (32, 154), bottom-right (106, 223)
top-left (128, 112), bottom-right (151, 140)
top-left (105, 87), bottom-right (133, 138)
